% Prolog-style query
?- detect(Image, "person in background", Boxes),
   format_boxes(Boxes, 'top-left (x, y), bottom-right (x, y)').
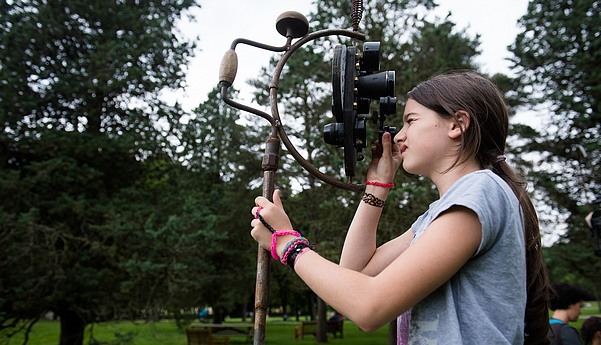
top-left (581, 316), bottom-right (601, 345)
top-left (548, 283), bottom-right (588, 345)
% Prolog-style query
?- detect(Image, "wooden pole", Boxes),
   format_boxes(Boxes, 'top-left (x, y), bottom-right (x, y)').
top-left (253, 134), bottom-right (280, 345)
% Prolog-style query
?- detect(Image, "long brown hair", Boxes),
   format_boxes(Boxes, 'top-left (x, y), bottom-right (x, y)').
top-left (407, 70), bottom-right (551, 344)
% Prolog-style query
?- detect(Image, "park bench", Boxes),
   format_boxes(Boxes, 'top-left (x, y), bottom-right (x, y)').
top-left (186, 328), bottom-right (230, 345)
top-left (294, 321), bottom-right (317, 339)
top-left (294, 320), bottom-right (343, 339)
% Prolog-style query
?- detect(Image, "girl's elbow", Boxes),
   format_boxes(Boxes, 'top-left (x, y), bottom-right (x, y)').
top-left (347, 304), bottom-right (390, 332)
top-left (353, 317), bottom-right (387, 333)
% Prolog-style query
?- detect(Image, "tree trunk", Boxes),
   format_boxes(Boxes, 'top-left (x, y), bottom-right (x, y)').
top-left (316, 297), bottom-right (328, 343)
top-left (58, 308), bottom-right (85, 345)
top-left (213, 308), bottom-right (225, 324)
top-left (282, 288), bottom-right (289, 321)
top-left (242, 296), bottom-right (248, 322)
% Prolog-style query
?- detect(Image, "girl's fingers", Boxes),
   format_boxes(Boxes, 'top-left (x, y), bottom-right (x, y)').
top-left (250, 225), bottom-right (271, 251)
top-left (380, 132), bottom-right (393, 159)
top-left (273, 189), bottom-right (284, 210)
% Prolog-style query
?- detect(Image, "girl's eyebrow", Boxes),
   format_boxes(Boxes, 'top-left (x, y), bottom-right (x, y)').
top-left (403, 112), bottom-right (417, 121)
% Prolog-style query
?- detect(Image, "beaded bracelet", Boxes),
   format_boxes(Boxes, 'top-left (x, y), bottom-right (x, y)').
top-left (362, 192), bottom-right (385, 207)
top-left (280, 237), bottom-right (309, 265)
top-left (365, 180), bottom-right (394, 188)
top-left (271, 230), bottom-right (301, 260)
top-left (280, 236), bottom-right (306, 259)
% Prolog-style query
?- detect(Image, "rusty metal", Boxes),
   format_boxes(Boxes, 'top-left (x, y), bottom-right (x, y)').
top-left (219, 14), bottom-right (367, 345)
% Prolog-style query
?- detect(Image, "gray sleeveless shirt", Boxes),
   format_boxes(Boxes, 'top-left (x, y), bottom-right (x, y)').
top-left (398, 170), bottom-right (526, 344)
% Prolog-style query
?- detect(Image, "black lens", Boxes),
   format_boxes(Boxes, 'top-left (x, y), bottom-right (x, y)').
top-left (379, 96), bottom-right (397, 115)
top-left (323, 123), bottom-right (345, 146)
top-left (356, 70), bottom-right (395, 99)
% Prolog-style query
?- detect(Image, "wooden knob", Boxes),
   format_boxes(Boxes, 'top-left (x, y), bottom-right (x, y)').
top-left (219, 49), bottom-right (238, 86)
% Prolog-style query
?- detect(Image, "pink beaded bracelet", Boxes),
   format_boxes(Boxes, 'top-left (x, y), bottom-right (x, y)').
top-left (365, 180), bottom-right (394, 188)
top-left (271, 230), bottom-right (301, 260)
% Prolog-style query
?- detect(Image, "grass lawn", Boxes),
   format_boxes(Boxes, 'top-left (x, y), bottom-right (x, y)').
top-left (4, 301), bottom-right (599, 345)
top-left (2, 317), bottom-right (390, 345)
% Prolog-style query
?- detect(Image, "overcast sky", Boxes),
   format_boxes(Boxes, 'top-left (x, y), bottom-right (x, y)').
top-left (169, 0), bottom-right (529, 111)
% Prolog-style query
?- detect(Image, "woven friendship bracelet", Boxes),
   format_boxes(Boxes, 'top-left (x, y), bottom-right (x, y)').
top-left (255, 206), bottom-right (276, 233)
top-left (365, 180), bottom-right (394, 188)
top-left (271, 230), bottom-right (301, 260)
top-left (280, 237), bottom-right (307, 259)
top-left (254, 206), bottom-right (263, 219)
top-left (257, 214), bottom-right (276, 234)
top-left (362, 192), bottom-right (385, 208)
top-left (280, 237), bottom-right (310, 265)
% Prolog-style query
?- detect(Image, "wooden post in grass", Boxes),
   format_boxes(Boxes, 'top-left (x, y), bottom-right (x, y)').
top-left (253, 135), bottom-right (280, 345)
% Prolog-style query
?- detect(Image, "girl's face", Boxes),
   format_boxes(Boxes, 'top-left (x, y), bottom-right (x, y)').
top-left (394, 99), bottom-right (460, 176)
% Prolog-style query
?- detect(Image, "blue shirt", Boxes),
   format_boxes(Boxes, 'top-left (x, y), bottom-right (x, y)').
top-left (401, 170), bottom-right (527, 344)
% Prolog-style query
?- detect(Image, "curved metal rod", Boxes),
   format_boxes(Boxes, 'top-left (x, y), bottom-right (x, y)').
top-left (270, 29), bottom-right (366, 191)
top-left (221, 84), bottom-right (276, 128)
top-left (230, 37), bottom-right (293, 52)
top-left (220, 37), bottom-right (293, 128)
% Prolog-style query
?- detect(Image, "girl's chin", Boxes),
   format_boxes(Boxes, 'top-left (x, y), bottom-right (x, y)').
top-left (401, 161), bottom-right (423, 176)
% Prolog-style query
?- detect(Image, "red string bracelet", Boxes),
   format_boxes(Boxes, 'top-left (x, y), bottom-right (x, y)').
top-left (365, 180), bottom-right (394, 188)
top-left (271, 230), bottom-right (301, 260)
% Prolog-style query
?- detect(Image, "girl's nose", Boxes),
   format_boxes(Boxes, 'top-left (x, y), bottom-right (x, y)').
top-left (394, 127), bottom-right (406, 143)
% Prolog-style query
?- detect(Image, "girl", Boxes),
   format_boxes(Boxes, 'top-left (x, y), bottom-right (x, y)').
top-left (250, 70), bottom-right (550, 344)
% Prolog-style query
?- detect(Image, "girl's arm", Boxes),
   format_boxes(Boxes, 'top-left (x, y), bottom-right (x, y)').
top-left (339, 132), bottom-right (406, 275)
top-left (294, 206), bottom-right (482, 332)
top-left (358, 228), bottom-right (414, 276)
top-left (339, 184), bottom-right (414, 275)
top-left (338, 185), bottom-right (389, 273)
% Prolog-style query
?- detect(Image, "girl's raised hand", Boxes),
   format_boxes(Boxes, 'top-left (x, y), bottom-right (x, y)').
top-left (250, 189), bottom-right (294, 252)
top-left (366, 131), bottom-right (402, 184)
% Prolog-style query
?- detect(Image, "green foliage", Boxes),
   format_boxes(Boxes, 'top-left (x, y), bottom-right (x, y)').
top-left (510, 0), bottom-right (600, 292)
top-left (0, 0), bottom-right (195, 144)
top-left (0, 1), bottom-right (239, 345)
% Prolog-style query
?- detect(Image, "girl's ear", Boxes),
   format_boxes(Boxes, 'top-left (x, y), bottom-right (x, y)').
top-left (449, 110), bottom-right (471, 139)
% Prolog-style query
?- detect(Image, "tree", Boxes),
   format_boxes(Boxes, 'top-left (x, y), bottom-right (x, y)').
top-left (509, 0), bottom-right (601, 292)
top-left (0, 1), bottom-right (203, 344)
top-left (183, 86), bottom-right (264, 322)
